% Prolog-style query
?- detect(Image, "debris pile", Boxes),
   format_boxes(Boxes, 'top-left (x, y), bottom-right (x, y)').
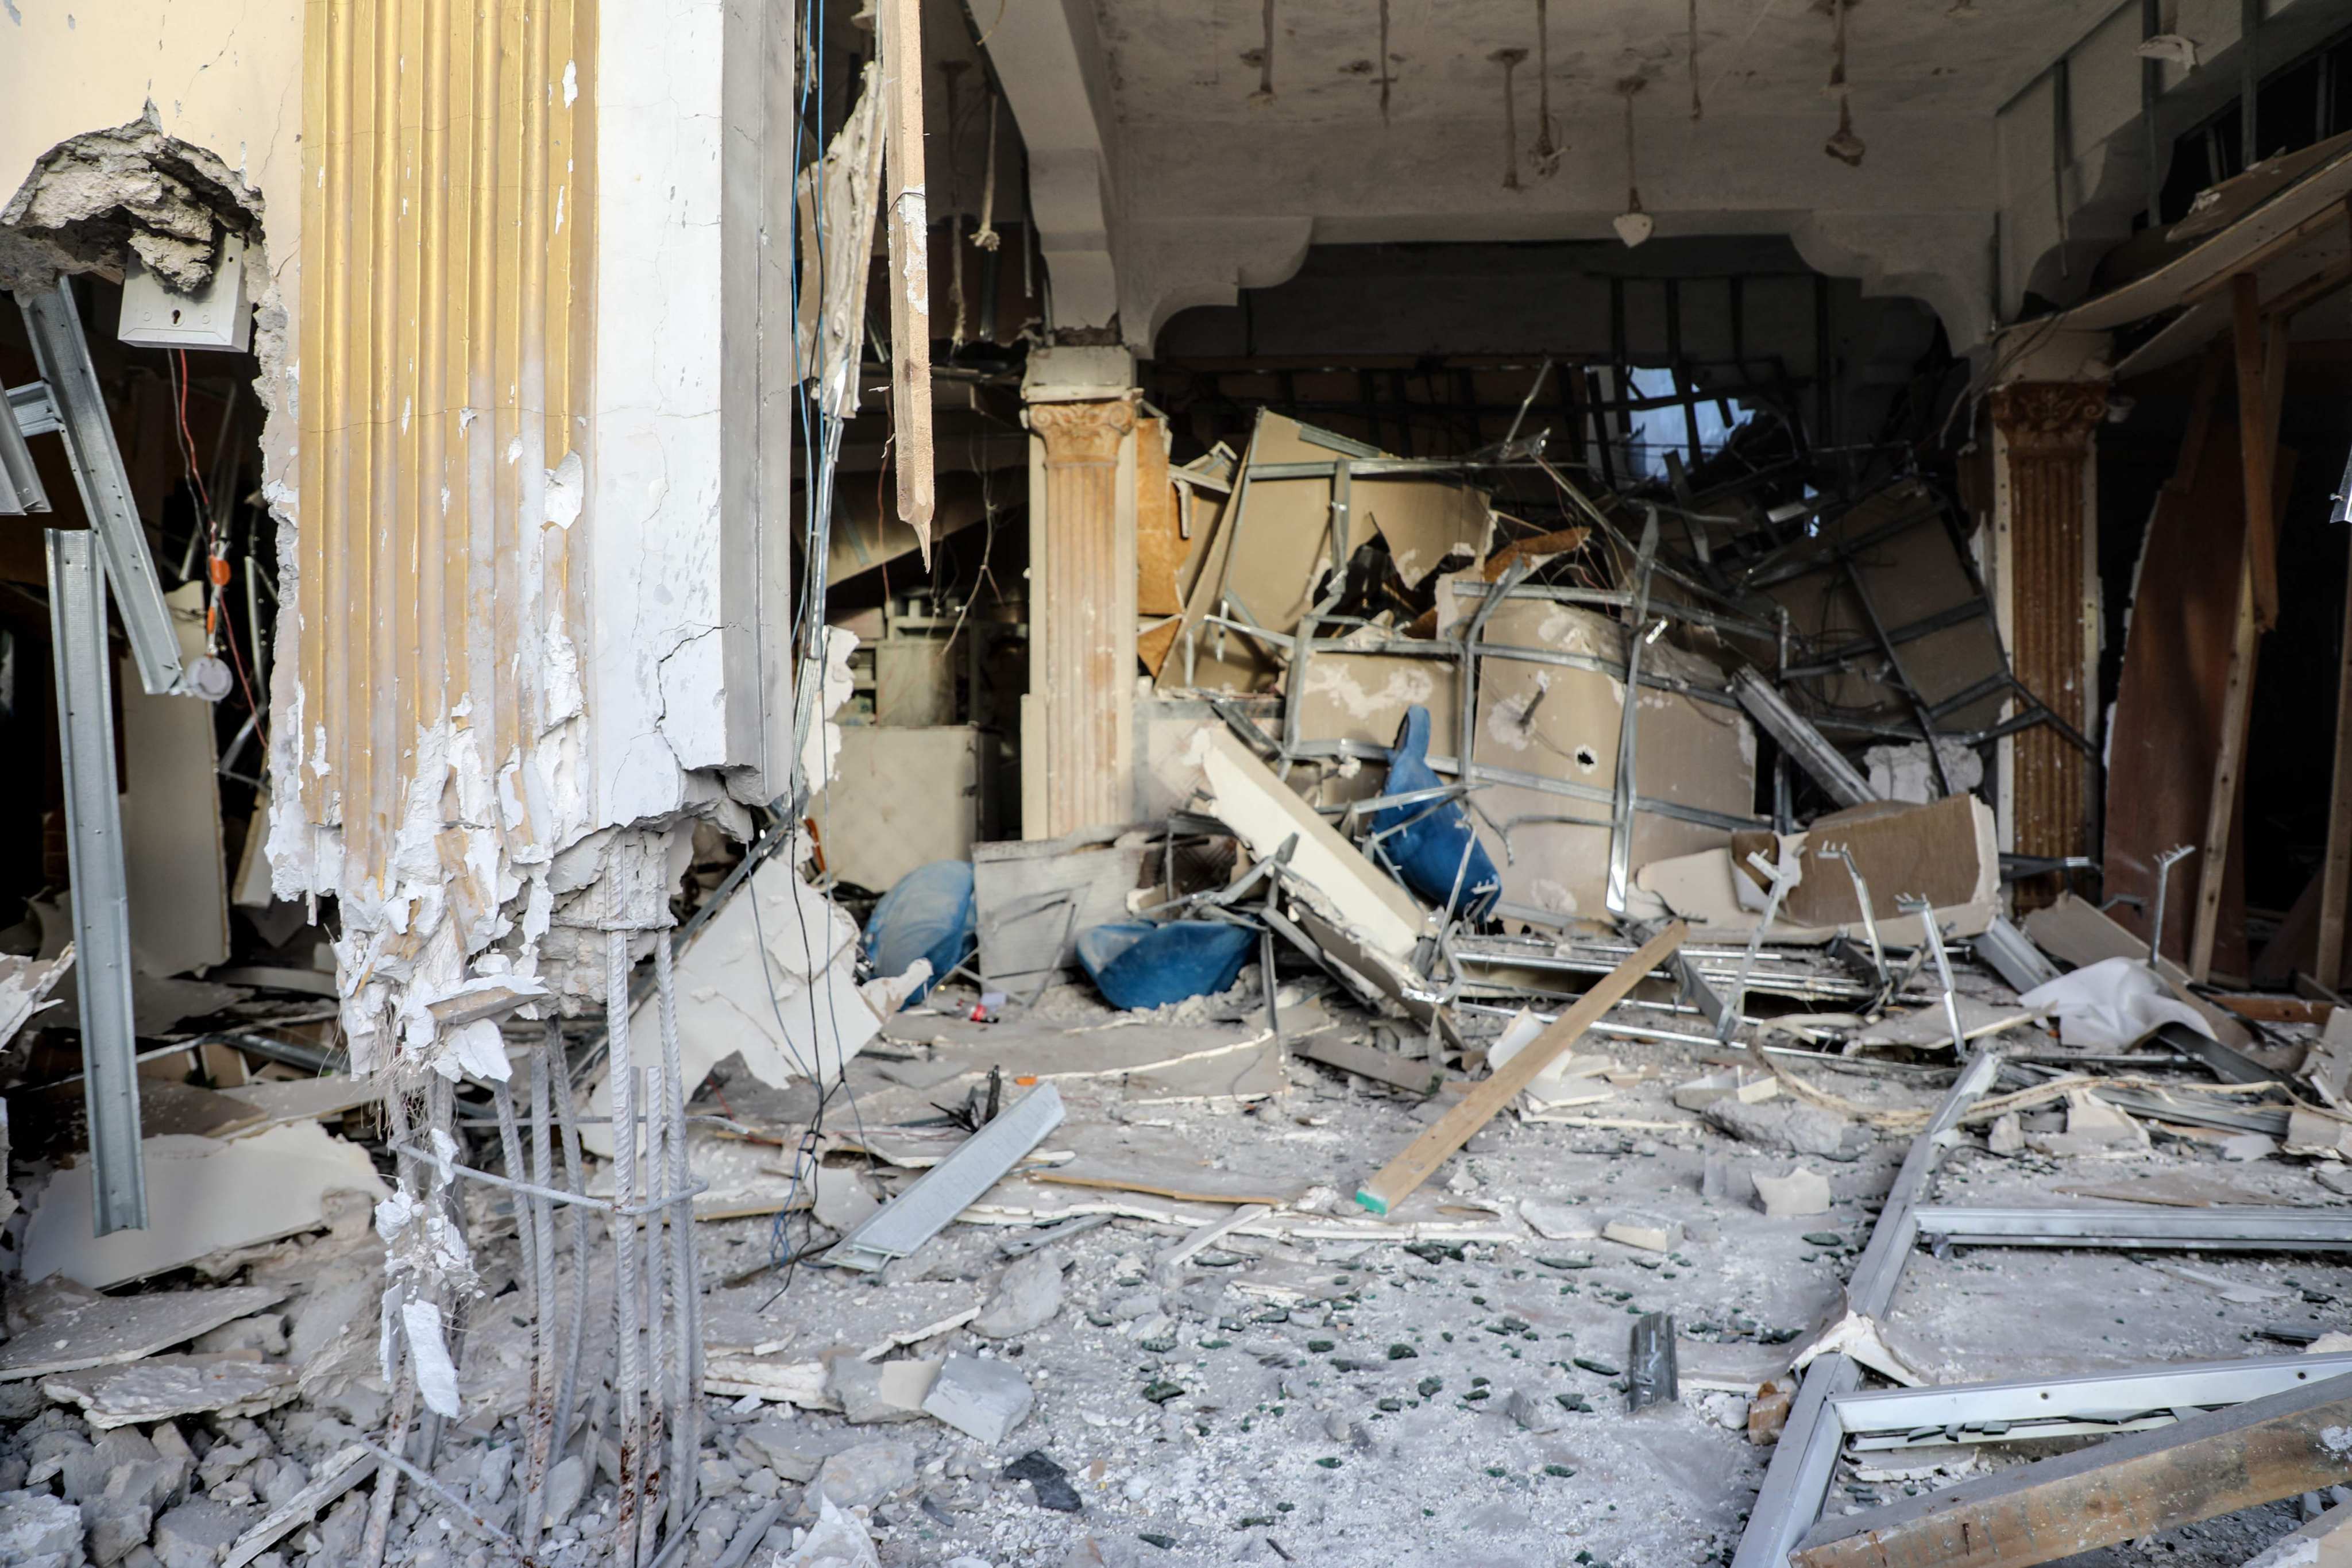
top-left (4, 401), bottom-right (2351, 1568)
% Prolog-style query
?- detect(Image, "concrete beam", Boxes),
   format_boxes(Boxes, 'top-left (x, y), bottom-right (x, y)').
top-left (1121, 107), bottom-right (2003, 352)
top-left (983, 0), bottom-right (1122, 331)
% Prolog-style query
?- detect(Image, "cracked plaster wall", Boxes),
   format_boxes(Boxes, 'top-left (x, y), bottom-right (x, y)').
top-left (6, 0), bottom-right (766, 1041)
top-left (588, 0), bottom-right (743, 833)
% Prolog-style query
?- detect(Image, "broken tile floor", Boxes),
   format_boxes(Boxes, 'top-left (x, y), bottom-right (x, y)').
top-left (4, 972), bottom-right (2349, 1568)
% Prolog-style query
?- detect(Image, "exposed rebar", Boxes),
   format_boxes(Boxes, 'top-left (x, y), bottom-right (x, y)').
top-left (607, 927), bottom-right (646, 1568)
top-left (655, 933), bottom-right (701, 1536)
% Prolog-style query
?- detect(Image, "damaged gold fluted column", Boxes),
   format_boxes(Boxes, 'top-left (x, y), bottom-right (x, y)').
top-left (1989, 381), bottom-right (2106, 911)
top-left (1027, 395), bottom-right (1138, 838)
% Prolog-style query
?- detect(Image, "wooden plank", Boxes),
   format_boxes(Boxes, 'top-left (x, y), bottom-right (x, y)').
top-left (1134, 418), bottom-right (1188, 616)
top-left (2103, 361), bottom-right (2258, 979)
top-left (2191, 281), bottom-right (2289, 981)
top-left (1353, 922), bottom-right (1685, 1215)
top-left (877, 0), bottom-right (933, 550)
top-left (1036, 1161), bottom-right (1303, 1207)
top-left (2323, 538), bottom-right (2352, 991)
top-left (2215, 992), bottom-right (2332, 1026)
top-left (1790, 1370), bottom-right (2352, 1568)
top-left (1295, 1034), bottom-right (1451, 1095)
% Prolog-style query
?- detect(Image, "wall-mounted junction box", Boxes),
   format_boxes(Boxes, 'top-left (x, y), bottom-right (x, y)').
top-left (117, 234), bottom-right (252, 353)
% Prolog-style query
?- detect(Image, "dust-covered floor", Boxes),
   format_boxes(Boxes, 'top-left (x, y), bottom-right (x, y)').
top-left (4, 977), bottom-right (2347, 1568)
top-left (670, 980), bottom-right (2352, 1568)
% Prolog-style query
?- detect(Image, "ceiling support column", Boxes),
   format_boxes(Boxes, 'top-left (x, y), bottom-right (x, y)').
top-left (1023, 358), bottom-right (1138, 839)
top-left (1989, 380), bottom-right (2108, 912)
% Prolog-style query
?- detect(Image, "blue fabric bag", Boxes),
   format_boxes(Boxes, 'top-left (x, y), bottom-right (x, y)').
top-left (1371, 705), bottom-right (1501, 920)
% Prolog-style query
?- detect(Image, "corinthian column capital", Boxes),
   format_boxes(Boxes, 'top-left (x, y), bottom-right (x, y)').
top-left (1988, 381), bottom-right (2108, 457)
top-left (1029, 397), bottom-right (1138, 467)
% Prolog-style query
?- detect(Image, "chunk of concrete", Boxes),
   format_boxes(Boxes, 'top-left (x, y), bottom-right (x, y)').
top-left (809, 1439), bottom-right (916, 1511)
top-left (738, 1415), bottom-right (828, 1484)
top-left (972, 1250), bottom-right (1066, 1339)
top-left (776, 1493), bottom-right (881, 1568)
top-left (1601, 1214), bottom-right (1680, 1253)
top-left (85, 1498), bottom-right (151, 1567)
top-left (190, 1314), bottom-right (288, 1358)
top-left (1505, 1388), bottom-right (1560, 1433)
top-left (921, 1354), bottom-right (1034, 1446)
top-left (1986, 1113), bottom-right (2025, 1155)
top-left (1704, 1098), bottom-right (1870, 1161)
top-left (824, 1354), bottom-right (939, 1424)
top-left (2027, 1089), bottom-right (2149, 1158)
top-left (0, 1490), bottom-right (83, 1568)
top-left (1519, 1198), bottom-right (1599, 1241)
top-left (44, 1355), bottom-right (300, 1428)
top-left (152, 1497), bottom-right (257, 1568)
top-left (59, 1427), bottom-right (159, 1504)
top-left (540, 1454), bottom-right (588, 1528)
top-left (1751, 1168), bottom-right (1831, 1219)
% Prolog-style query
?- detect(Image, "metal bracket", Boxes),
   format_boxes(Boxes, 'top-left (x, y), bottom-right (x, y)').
top-left (16, 281), bottom-right (187, 694)
top-left (48, 527), bottom-right (146, 1234)
top-left (1605, 511), bottom-right (1662, 916)
top-left (1911, 1205), bottom-right (2352, 1251)
top-left (1817, 844), bottom-right (1887, 993)
top-left (1895, 895), bottom-right (1968, 1056)
top-left (1833, 1350), bottom-right (2352, 1452)
top-left (1731, 1050), bottom-right (2005, 1568)
top-left (1730, 666), bottom-right (1874, 808)
top-left (2148, 843), bottom-right (2196, 971)
top-left (0, 380), bottom-right (50, 514)
top-left (825, 1084), bottom-right (1066, 1272)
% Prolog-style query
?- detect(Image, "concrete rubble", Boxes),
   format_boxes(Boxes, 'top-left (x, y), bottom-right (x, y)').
top-left (2, 401), bottom-right (2350, 1566)
top-left (7, 10), bottom-right (2352, 1567)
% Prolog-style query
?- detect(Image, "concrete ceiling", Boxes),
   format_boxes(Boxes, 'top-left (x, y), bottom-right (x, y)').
top-left (1092, 0), bottom-right (2118, 127)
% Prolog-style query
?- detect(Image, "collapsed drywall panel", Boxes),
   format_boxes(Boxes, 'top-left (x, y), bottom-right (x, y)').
top-left (1198, 728), bottom-right (1426, 963)
top-left (581, 849), bottom-right (906, 1157)
top-left (1468, 600), bottom-right (1754, 922)
top-left (22, 1121), bottom-right (388, 1289)
top-left (1155, 415), bottom-right (1360, 694)
top-left (0, 951), bottom-right (72, 1053)
top-left (120, 586), bottom-right (230, 979)
top-left (1137, 418), bottom-right (1187, 616)
top-left (1141, 461), bottom-right (1233, 679)
top-left (1636, 793), bottom-right (2000, 944)
top-left (1355, 477), bottom-right (1490, 589)
top-left (812, 726), bottom-right (984, 893)
top-left (1295, 650), bottom-right (1462, 758)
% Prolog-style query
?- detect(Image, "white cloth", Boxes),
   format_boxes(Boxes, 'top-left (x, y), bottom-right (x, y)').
top-left (2020, 957), bottom-right (2216, 1050)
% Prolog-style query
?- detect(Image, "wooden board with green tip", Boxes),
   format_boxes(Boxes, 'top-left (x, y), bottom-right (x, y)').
top-left (1354, 922), bottom-right (1686, 1214)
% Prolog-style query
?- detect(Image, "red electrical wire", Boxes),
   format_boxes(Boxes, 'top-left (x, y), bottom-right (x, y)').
top-left (167, 349), bottom-right (268, 751)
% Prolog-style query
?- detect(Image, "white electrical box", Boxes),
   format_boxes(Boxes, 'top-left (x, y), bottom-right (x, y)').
top-left (117, 234), bottom-right (252, 353)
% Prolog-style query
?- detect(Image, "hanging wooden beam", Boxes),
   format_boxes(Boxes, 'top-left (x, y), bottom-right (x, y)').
top-left (1790, 1371), bottom-right (2352, 1568)
top-left (878, 0), bottom-right (936, 557)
